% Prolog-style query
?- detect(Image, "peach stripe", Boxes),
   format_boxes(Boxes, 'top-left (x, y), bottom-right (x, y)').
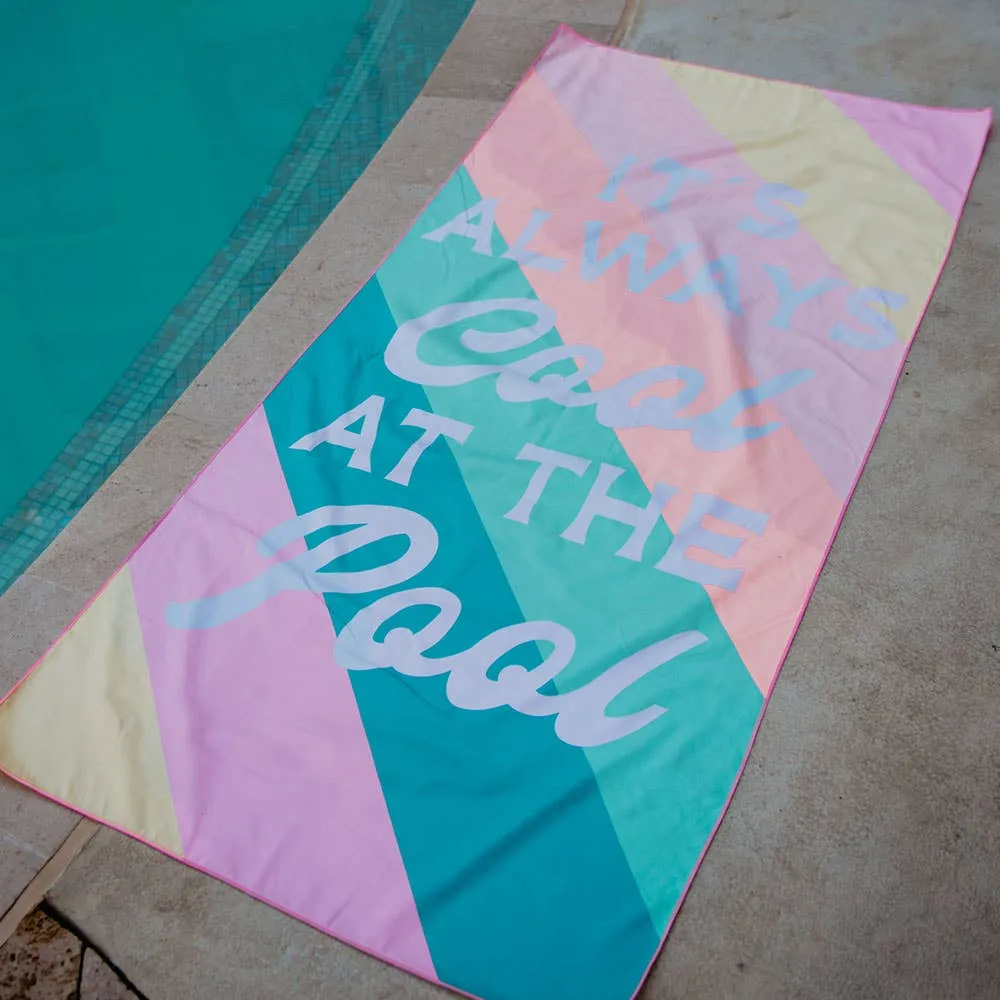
top-left (466, 73), bottom-right (838, 692)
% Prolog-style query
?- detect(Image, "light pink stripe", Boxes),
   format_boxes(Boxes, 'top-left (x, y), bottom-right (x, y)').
top-left (129, 408), bottom-right (435, 978)
top-left (824, 90), bottom-right (991, 220)
top-left (535, 31), bottom-right (907, 499)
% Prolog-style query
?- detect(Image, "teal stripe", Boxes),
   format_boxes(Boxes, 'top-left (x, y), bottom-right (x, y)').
top-left (376, 167), bottom-right (764, 933)
top-left (263, 276), bottom-right (659, 1000)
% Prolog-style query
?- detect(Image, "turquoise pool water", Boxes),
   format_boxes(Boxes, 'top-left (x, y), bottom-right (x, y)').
top-left (0, 0), bottom-right (472, 593)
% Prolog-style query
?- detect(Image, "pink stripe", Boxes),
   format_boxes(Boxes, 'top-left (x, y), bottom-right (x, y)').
top-left (129, 407), bottom-right (435, 978)
top-left (824, 90), bottom-right (991, 220)
top-left (534, 32), bottom-right (907, 499)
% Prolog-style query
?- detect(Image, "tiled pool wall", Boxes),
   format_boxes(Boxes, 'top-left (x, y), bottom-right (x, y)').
top-left (0, 0), bottom-right (474, 595)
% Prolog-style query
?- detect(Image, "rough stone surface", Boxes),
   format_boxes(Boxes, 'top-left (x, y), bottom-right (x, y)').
top-left (0, 909), bottom-right (81, 1000)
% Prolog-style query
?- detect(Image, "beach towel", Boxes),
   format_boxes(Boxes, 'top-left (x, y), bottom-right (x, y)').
top-left (0, 27), bottom-right (990, 1000)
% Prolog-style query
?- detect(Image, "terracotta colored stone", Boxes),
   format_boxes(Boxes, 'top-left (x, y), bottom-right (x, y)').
top-left (0, 908), bottom-right (81, 1000)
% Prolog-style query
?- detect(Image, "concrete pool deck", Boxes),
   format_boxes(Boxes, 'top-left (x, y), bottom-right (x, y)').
top-left (1, 0), bottom-right (997, 996)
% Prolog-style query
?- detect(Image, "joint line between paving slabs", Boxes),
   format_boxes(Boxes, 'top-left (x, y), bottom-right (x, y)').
top-left (39, 899), bottom-right (151, 1000)
top-left (0, 819), bottom-right (99, 947)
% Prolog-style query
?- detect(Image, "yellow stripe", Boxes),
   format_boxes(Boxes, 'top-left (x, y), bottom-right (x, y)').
top-left (0, 568), bottom-right (183, 855)
top-left (662, 60), bottom-right (954, 341)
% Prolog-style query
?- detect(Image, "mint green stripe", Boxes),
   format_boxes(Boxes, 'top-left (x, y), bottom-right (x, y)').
top-left (376, 166), bottom-right (763, 932)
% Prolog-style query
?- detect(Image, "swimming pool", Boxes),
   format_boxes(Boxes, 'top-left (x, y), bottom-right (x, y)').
top-left (0, 0), bottom-right (473, 594)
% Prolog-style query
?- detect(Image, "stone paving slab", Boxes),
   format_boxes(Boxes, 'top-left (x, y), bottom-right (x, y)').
top-left (618, 2), bottom-right (1000, 999)
top-left (424, 12), bottom-right (612, 100)
top-left (79, 946), bottom-right (136, 1000)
